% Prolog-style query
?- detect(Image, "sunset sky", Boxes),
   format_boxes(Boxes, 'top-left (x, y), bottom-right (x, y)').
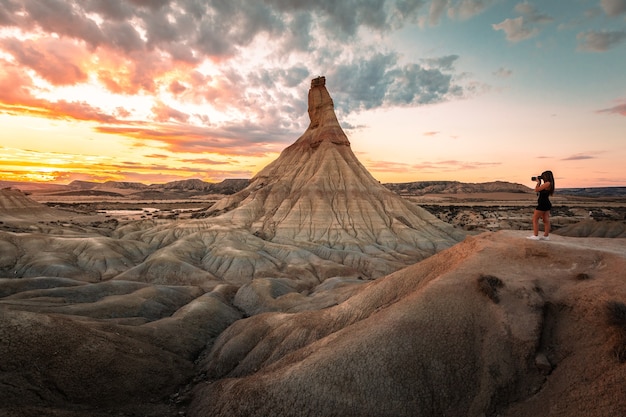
top-left (1, 0), bottom-right (625, 188)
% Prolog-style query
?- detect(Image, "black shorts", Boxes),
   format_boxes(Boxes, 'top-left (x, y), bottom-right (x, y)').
top-left (536, 202), bottom-right (552, 211)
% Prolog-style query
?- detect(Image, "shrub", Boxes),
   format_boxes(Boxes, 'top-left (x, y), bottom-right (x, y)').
top-left (607, 301), bottom-right (626, 328)
top-left (606, 301), bottom-right (626, 362)
top-left (477, 274), bottom-right (504, 303)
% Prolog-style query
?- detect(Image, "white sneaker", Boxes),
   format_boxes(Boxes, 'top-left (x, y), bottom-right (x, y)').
top-left (540, 236), bottom-right (550, 241)
top-left (527, 235), bottom-right (541, 240)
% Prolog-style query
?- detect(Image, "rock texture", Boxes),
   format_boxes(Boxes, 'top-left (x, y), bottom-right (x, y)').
top-left (0, 187), bottom-right (69, 221)
top-left (2, 77), bottom-right (625, 417)
top-left (203, 76), bottom-right (465, 269)
top-left (385, 180), bottom-right (533, 195)
top-left (555, 219), bottom-right (626, 238)
top-left (190, 231), bottom-right (626, 417)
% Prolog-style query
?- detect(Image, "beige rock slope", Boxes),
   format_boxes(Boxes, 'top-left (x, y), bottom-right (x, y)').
top-left (190, 230), bottom-right (626, 417)
top-left (2, 77), bottom-right (625, 417)
top-left (208, 77), bottom-right (463, 252)
top-left (93, 77), bottom-right (465, 286)
top-left (0, 78), bottom-right (463, 289)
top-left (0, 187), bottom-right (70, 221)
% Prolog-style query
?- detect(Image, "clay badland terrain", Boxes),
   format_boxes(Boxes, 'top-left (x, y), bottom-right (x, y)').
top-left (1, 77), bottom-right (625, 417)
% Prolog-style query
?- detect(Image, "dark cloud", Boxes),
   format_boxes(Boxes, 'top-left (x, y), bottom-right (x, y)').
top-left (394, 0), bottom-right (427, 22)
top-left (281, 12), bottom-right (314, 52)
top-left (0, 0), bottom-right (489, 63)
top-left (329, 52), bottom-right (463, 112)
top-left (421, 55), bottom-right (459, 70)
top-left (601, 0), bottom-right (626, 17)
top-left (562, 154), bottom-right (595, 161)
top-left (21, 0), bottom-right (105, 48)
top-left (84, 0), bottom-right (133, 21)
top-left (577, 30), bottom-right (626, 51)
top-left (0, 0), bottom-right (490, 157)
top-left (100, 20), bottom-right (145, 53)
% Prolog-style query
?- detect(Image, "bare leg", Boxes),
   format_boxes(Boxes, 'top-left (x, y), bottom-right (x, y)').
top-left (542, 211), bottom-right (550, 236)
top-left (532, 210), bottom-right (542, 236)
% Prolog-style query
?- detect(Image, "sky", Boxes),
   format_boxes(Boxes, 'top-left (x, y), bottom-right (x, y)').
top-left (0, 0), bottom-right (625, 188)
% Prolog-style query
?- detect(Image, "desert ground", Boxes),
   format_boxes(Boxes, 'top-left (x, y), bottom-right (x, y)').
top-left (18, 186), bottom-right (626, 236)
top-left (2, 185), bottom-right (625, 417)
top-left (2, 77), bottom-right (625, 417)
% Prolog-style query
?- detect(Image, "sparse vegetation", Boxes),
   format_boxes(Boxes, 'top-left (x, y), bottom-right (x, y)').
top-left (606, 300), bottom-right (626, 362)
top-left (607, 301), bottom-right (626, 328)
top-left (477, 274), bottom-right (504, 303)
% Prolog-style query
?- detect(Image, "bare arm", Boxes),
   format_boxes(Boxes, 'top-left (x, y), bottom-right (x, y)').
top-left (535, 181), bottom-right (551, 192)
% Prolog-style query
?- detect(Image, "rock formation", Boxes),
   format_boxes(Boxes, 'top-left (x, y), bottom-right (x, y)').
top-left (189, 231), bottom-right (626, 417)
top-left (202, 76), bottom-right (465, 271)
top-left (2, 77), bottom-right (624, 417)
top-left (0, 187), bottom-right (67, 220)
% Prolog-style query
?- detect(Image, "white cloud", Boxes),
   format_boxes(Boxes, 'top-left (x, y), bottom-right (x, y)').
top-left (492, 17), bottom-right (539, 42)
top-left (492, 2), bottom-right (553, 43)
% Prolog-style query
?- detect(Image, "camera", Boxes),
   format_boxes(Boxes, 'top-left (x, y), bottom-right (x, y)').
top-left (531, 175), bottom-right (542, 181)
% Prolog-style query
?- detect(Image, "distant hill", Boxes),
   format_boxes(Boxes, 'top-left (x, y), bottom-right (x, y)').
top-left (94, 181), bottom-right (149, 190)
top-left (205, 179), bottom-right (250, 195)
top-left (67, 180), bottom-right (99, 189)
top-left (558, 187), bottom-right (626, 198)
top-left (6, 180), bottom-right (626, 199)
top-left (63, 178), bottom-right (249, 196)
top-left (157, 178), bottom-right (249, 194)
top-left (384, 180), bottom-right (532, 195)
top-left (52, 190), bottom-right (124, 197)
top-left (0, 181), bottom-right (66, 192)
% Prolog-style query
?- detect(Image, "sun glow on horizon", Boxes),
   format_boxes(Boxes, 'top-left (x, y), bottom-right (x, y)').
top-left (0, 1), bottom-right (624, 188)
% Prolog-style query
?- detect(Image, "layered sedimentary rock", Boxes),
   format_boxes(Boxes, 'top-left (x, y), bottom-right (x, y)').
top-left (201, 76), bottom-right (465, 274)
top-left (0, 187), bottom-right (67, 220)
top-left (189, 231), bottom-right (626, 417)
top-left (0, 77), bottom-right (472, 416)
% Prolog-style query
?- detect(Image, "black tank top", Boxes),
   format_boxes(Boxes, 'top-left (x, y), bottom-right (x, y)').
top-left (537, 189), bottom-right (552, 211)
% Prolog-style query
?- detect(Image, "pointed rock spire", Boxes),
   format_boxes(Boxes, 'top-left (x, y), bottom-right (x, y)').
top-left (202, 77), bottom-right (465, 277)
top-left (299, 76), bottom-right (350, 148)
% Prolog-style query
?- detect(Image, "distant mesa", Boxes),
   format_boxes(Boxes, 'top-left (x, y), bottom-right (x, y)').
top-left (95, 181), bottom-right (149, 190)
top-left (67, 180), bottom-right (99, 190)
top-left (64, 178), bottom-right (250, 195)
top-left (385, 180), bottom-right (533, 195)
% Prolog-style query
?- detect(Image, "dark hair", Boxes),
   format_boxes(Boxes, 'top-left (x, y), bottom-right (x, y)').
top-left (541, 170), bottom-right (555, 195)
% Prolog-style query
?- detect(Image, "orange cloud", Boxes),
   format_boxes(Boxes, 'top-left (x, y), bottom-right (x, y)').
top-left (597, 99), bottom-right (626, 116)
top-left (151, 102), bottom-right (190, 123)
top-left (95, 123), bottom-right (283, 157)
top-left (0, 37), bottom-right (90, 86)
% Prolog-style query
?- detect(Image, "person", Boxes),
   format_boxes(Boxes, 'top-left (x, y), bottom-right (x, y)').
top-left (528, 170), bottom-right (555, 240)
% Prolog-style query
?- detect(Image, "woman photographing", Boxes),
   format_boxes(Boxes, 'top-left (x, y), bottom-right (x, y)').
top-left (528, 170), bottom-right (555, 241)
